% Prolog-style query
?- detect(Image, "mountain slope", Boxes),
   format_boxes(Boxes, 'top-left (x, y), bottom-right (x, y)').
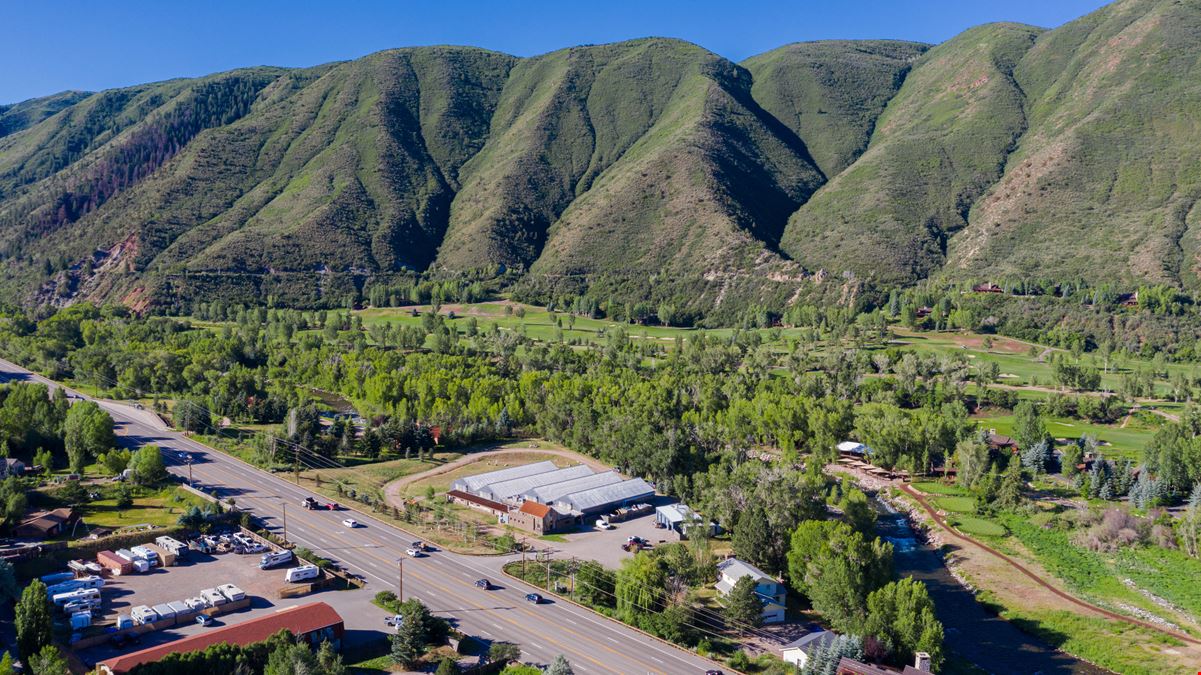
top-left (742, 40), bottom-right (928, 177)
top-left (950, 0), bottom-right (1201, 288)
top-left (3, 1), bottom-right (1201, 313)
top-left (778, 23), bottom-right (1042, 285)
top-left (0, 91), bottom-right (92, 140)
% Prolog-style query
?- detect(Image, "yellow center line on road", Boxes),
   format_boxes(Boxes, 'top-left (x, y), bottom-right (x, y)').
top-left (195, 463), bottom-right (661, 674)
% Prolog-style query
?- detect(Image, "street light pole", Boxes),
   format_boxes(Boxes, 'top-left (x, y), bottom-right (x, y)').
top-left (397, 560), bottom-right (404, 601)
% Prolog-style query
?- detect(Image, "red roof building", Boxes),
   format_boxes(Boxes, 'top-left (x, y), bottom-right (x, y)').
top-left (98, 602), bottom-right (344, 674)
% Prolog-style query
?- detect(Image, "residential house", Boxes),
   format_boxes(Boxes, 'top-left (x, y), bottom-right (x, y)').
top-left (715, 558), bottom-right (786, 624)
top-left (836, 653), bottom-right (932, 674)
top-left (0, 458), bottom-right (25, 478)
top-left (14, 508), bottom-right (76, 539)
top-left (781, 630), bottom-right (838, 669)
top-left (987, 432), bottom-right (1019, 454)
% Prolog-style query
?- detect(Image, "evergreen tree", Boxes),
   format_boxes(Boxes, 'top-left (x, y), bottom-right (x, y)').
top-left (725, 575), bottom-right (765, 630)
top-left (434, 656), bottom-right (460, 675)
top-left (390, 618), bottom-right (425, 668)
top-left (545, 654), bottom-right (575, 675)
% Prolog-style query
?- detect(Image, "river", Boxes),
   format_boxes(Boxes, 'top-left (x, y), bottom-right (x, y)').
top-left (875, 499), bottom-right (1110, 674)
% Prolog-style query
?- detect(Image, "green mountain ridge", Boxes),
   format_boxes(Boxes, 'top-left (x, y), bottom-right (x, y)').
top-left (1, 0), bottom-right (1199, 314)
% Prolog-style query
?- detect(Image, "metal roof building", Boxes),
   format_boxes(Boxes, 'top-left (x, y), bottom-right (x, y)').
top-left (523, 471), bottom-right (623, 504)
top-left (450, 461), bottom-right (558, 494)
top-left (554, 478), bottom-right (655, 514)
top-left (478, 464), bottom-right (595, 502)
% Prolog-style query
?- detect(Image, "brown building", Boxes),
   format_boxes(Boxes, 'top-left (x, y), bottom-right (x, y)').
top-left (98, 601), bottom-right (344, 674)
top-left (987, 432), bottom-right (1019, 454)
top-left (446, 489), bottom-right (510, 517)
top-left (508, 500), bottom-right (562, 535)
top-left (14, 508), bottom-right (76, 538)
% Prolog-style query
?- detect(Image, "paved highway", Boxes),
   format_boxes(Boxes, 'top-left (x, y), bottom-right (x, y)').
top-left (0, 358), bottom-right (720, 674)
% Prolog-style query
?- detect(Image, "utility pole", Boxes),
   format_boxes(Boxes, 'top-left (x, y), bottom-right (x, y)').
top-left (397, 560), bottom-right (404, 601)
top-left (187, 458), bottom-right (193, 485)
top-left (545, 550), bottom-right (552, 591)
top-left (293, 445), bottom-right (300, 485)
top-left (570, 556), bottom-right (577, 595)
top-left (521, 544), bottom-right (527, 577)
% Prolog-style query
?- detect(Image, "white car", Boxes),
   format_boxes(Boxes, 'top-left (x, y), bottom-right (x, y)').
top-left (342, 518), bottom-right (359, 528)
top-left (405, 548), bottom-right (421, 557)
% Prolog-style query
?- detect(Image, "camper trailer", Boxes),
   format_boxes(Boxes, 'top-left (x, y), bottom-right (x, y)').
top-left (130, 546), bottom-right (160, 567)
top-left (217, 583), bottom-right (245, 602)
top-left (284, 565), bottom-right (320, 583)
top-left (130, 605), bottom-right (159, 625)
top-left (51, 588), bottom-right (100, 607)
top-left (200, 588), bottom-right (227, 607)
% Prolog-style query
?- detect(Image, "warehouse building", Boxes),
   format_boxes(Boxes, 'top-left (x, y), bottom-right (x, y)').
top-left (522, 470), bottom-right (624, 504)
top-left (478, 464), bottom-right (595, 503)
top-left (454, 461), bottom-right (658, 533)
top-left (553, 478), bottom-right (655, 515)
top-left (450, 461), bottom-right (558, 494)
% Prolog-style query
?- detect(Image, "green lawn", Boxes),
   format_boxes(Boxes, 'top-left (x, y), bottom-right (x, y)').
top-left (934, 496), bottom-right (976, 513)
top-left (950, 516), bottom-right (1006, 537)
top-left (975, 412), bottom-right (1158, 460)
top-left (912, 481), bottom-right (968, 496)
top-left (81, 486), bottom-right (208, 529)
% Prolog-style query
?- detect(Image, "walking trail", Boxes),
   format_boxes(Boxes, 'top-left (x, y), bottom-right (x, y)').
top-left (900, 483), bottom-right (1201, 645)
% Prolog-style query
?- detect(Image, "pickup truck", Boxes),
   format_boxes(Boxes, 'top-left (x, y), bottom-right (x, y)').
top-left (301, 497), bottom-right (319, 510)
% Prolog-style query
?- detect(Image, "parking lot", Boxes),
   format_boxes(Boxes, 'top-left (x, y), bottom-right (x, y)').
top-left (93, 547), bottom-right (289, 624)
top-left (537, 509), bottom-right (680, 568)
top-left (73, 543), bottom-right (383, 668)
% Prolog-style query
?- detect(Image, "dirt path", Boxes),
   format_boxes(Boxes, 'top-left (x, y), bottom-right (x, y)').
top-left (382, 444), bottom-right (610, 508)
top-left (900, 483), bottom-right (1201, 645)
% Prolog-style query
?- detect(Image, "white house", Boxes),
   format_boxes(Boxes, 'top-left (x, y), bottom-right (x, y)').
top-left (781, 630), bottom-right (838, 669)
top-left (715, 558), bottom-right (786, 624)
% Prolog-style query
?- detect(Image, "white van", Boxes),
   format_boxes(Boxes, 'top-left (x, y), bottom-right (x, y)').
top-left (284, 565), bottom-right (320, 583)
top-left (217, 583), bottom-right (245, 602)
top-left (200, 588), bottom-right (227, 607)
top-left (259, 550), bottom-right (293, 569)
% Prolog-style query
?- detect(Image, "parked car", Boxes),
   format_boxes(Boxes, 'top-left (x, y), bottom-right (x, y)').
top-left (475, 578), bottom-right (491, 590)
top-left (196, 614), bottom-right (214, 626)
top-left (342, 518), bottom-right (359, 528)
top-left (596, 519), bottom-right (613, 530)
top-left (384, 614), bottom-right (404, 627)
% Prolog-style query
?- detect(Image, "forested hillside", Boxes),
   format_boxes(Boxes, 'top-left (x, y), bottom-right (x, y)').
top-left (2, 0), bottom-right (1200, 317)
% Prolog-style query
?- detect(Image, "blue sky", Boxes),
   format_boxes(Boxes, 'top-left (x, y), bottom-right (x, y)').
top-left (3, 0), bottom-right (1109, 104)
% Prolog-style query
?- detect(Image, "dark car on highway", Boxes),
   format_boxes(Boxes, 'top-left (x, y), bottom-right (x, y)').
top-left (525, 592), bottom-right (543, 604)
